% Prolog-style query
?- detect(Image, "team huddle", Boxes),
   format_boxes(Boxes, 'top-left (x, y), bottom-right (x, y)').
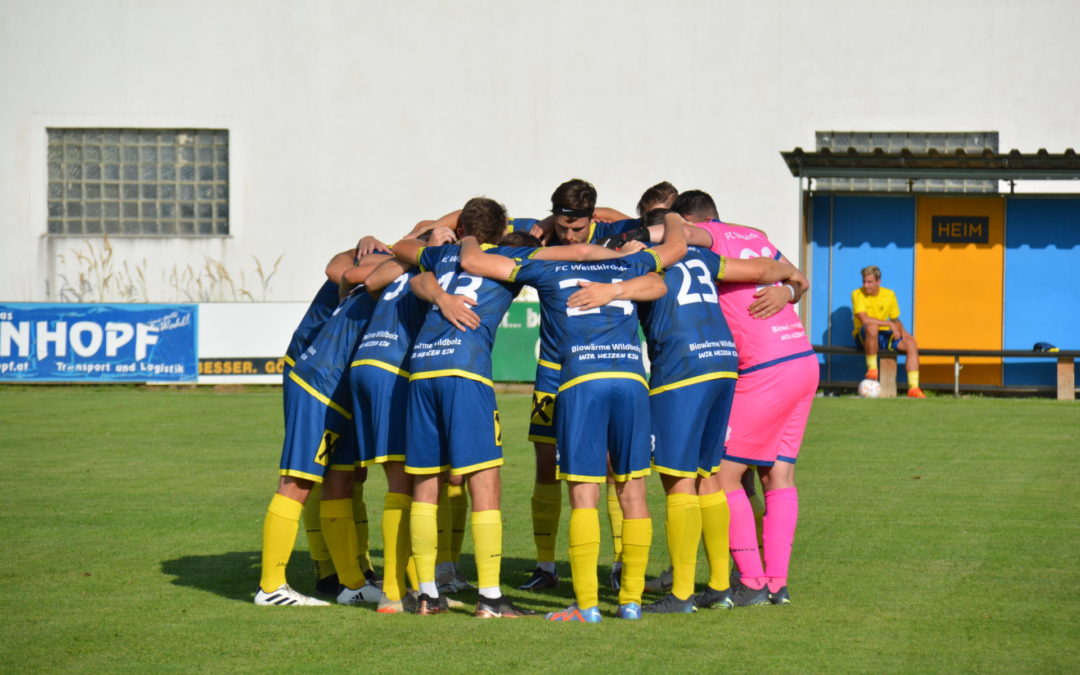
top-left (254, 179), bottom-right (818, 622)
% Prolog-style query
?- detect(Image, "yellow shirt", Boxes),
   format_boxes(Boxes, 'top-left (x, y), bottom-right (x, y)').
top-left (851, 286), bottom-right (900, 336)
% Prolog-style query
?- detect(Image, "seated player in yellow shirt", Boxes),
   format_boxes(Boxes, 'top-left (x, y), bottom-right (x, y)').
top-left (851, 265), bottom-right (925, 398)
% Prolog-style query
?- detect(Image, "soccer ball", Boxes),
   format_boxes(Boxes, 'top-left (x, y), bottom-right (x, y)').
top-left (857, 379), bottom-right (882, 398)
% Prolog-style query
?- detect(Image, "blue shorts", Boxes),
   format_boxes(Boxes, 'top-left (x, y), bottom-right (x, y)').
top-left (650, 376), bottom-right (736, 478)
top-left (350, 362), bottom-right (409, 466)
top-left (405, 376), bottom-right (504, 476)
top-left (279, 373), bottom-right (357, 482)
top-left (528, 360), bottom-right (560, 444)
top-left (857, 327), bottom-right (899, 352)
top-left (555, 376), bottom-right (651, 483)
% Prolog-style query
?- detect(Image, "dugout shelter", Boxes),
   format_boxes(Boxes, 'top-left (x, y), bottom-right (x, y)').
top-left (784, 131), bottom-right (1080, 394)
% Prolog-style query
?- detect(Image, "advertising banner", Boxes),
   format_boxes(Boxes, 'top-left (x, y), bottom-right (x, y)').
top-left (0, 303), bottom-right (198, 382)
top-left (491, 301), bottom-right (542, 382)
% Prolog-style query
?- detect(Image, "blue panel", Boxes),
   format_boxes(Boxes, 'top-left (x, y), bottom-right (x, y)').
top-left (808, 195), bottom-right (833, 382)
top-left (829, 196), bottom-right (916, 382)
top-left (1003, 197), bottom-right (1080, 386)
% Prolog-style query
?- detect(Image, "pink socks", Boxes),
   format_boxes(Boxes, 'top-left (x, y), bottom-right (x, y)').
top-left (726, 489), bottom-right (765, 589)
top-left (763, 487), bottom-right (798, 593)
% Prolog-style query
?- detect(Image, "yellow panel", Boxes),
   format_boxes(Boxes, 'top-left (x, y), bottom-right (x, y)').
top-left (914, 197), bottom-right (1004, 386)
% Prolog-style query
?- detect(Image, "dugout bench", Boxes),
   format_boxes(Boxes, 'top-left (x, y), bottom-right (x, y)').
top-left (812, 345), bottom-right (1080, 400)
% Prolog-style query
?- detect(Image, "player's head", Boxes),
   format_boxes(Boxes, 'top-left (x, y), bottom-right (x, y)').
top-left (498, 231), bottom-right (542, 248)
top-left (551, 178), bottom-right (597, 244)
top-left (643, 208), bottom-right (672, 229)
top-left (860, 265), bottom-right (881, 295)
top-left (637, 181), bottom-right (678, 217)
top-left (672, 189), bottom-right (719, 223)
top-left (459, 197), bottom-right (509, 245)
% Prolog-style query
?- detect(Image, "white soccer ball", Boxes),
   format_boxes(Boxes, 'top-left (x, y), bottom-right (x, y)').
top-left (857, 379), bottom-right (882, 398)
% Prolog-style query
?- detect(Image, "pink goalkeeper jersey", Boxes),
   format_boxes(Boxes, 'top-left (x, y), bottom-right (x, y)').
top-left (697, 220), bottom-right (815, 373)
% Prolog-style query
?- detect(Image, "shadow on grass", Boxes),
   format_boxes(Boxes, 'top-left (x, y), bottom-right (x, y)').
top-left (161, 551), bottom-right (631, 611)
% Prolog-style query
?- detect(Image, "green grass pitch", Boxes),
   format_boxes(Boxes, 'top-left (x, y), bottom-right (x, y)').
top-left (1, 386), bottom-right (1078, 672)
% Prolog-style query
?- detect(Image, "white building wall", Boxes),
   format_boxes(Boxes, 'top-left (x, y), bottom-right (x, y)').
top-left (2, 0), bottom-right (1079, 301)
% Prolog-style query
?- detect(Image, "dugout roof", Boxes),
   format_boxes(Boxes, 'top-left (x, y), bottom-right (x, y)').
top-left (781, 147), bottom-right (1080, 180)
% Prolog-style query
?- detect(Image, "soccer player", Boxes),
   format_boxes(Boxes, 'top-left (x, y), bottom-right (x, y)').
top-left (347, 226), bottom-right (461, 613)
top-left (519, 179), bottom-right (672, 593)
top-left (676, 189), bottom-right (815, 607)
top-left (460, 211), bottom-right (688, 622)
top-left (621, 209), bottom-right (806, 612)
top-left (390, 197), bottom-right (537, 618)
top-left (852, 265), bottom-right (925, 397)
top-left (255, 247), bottom-right (400, 607)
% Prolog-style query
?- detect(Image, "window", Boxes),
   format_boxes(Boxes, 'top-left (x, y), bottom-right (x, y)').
top-left (47, 128), bottom-right (229, 236)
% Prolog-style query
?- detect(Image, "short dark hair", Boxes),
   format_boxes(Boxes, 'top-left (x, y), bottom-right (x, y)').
top-left (636, 181), bottom-right (678, 217)
top-left (643, 208), bottom-right (672, 229)
top-left (498, 231), bottom-right (542, 248)
top-left (551, 179), bottom-right (597, 216)
top-left (459, 197), bottom-right (508, 245)
top-left (672, 189), bottom-right (719, 222)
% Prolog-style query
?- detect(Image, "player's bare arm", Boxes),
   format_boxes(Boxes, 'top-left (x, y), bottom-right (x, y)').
top-left (646, 222), bottom-right (714, 248)
top-left (650, 212), bottom-right (689, 268)
top-left (566, 272), bottom-right (666, 311)
top-left (409, 271), bottom-right (480, 332)
top-left (593, 206), bottom-right (632, 223)
top-left (458, 235), bottom-right (517, 280)
top-left (362, 256), bottom-right (413, 297)
top-left (355, 235), bottom-right (391, 257)
top-left (338, 251), bottom-right (391, 298)
top-left (325, 249), bottom-right (358, 284)
top-left (532, 243), bottom-right (621, 262)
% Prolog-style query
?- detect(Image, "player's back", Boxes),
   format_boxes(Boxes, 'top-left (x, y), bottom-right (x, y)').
top-left (351, 269), bottom-right (427, 373)
top-left (698, 221), bottom-right (812, 371)
top-left (284, 280), bottom-right (341, 366)
top-left (511, 250), bottom-right (661, 387)
top-left (638, 246), bottom-right (737, 390)
top-left (291, 286), bottom-right (377, 402)
top-left (410, 244), bottom-right (520, 382)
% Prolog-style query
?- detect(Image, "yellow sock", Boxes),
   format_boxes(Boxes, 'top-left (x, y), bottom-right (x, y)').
top-left (606, 488), bottom-right (623, 563)
top-left (406, 556), bottom-right (419, 591)
top-left (410, 501), bottom-right (439, 587)
top-left (381, 492), bottom-right (411, 601)
top-left (302, 483), bottom-right (335, 579)
top-left (866, 353), bottom-right (878, 371)
top-left (321, 498), bottom-right (364, 590)
top-left (436, 484), bottom-right (452, 565)
top-left (531, 482), bottom-right (561, 564)
top-left (568, 508), bottom-right (601, 609)
top-left (749, 489), bottom-right (765, 549)
top-left (618, 517), bottom-right (652, 606)
top-left (448, 483), bottom-right (469, 563)
top-left (700, 490), bottom-right (730, 591)
top-left (909, 370), bottom-right (920, 388)
top-left (259, 493), bottom-right (303, 592)
top-left (666, 493), bottom-right (701, 601)
top-left (352, 484), bottom-right (373, 575)
top-left (471, 510), bottom-right (503, 592)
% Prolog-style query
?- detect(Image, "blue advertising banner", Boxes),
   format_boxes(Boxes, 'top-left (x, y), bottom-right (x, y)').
top-left (0, 303), bottom-right (198, 382)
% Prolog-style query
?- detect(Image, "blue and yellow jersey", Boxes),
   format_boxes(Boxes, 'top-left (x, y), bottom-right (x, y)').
top-left (290, 286), bottom-right (377, 410)
top-left (284, 280), bottom-right (341, 367)
top-left (409, 244), bottom-right (522, 385)
top-left (350, 269), bottom-right (427, 377)
top-left (509, 249), bottom-right (662, 391)
top-left (507, 217), bottom-right (539, 234)
top-left (638, 246), bottom-right (738, 394)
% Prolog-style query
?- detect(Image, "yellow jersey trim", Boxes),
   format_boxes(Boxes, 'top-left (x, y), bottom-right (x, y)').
top-left (353, 459), bottom-right (377, 468)
top-left (644, 248), bottom-right (664, 273)
top-left (611, 467), bottom-right (652, 482)
top-left (288, 370), bottom-right (353, 420)
top-left (415, 245), bottom-right (427, 270)
top-left (508, 265), bottom-right (522, 283)
top-left (556, 471), bottom-right (606, 484)
top-left (537, 359), bottom-right (561, 371)
top-left (279, 468), bottom-right (324, 483)
top-left (352, 358), bottom-right (409, 378)
top-left (283, 355), bottom-right (296, 367)
top-left (649, 371), bottom-right (738, 396)
top-left (481, 243), bottom-right (496, 251)
top-left (449, 457), bottom-right (504, 477)
top-left (698, 464), bottom-right (721, 478)
top-left (409, 369), bottom-right (495, 388)
top-left (404, 463), bottom-right (451, 476)
top-left (716, 256), bottom-right (728, 281)
top-left (527, 248), bottom-right (542, 259)
top-left (558, 371), bottom-right (649, 393)
top-left (373, 454), bottom-right (407, 464)
top-left (528, 434), bottom-right (557, 444)
top-left (329, 463), bottom-right (355, 472)
top-left (652, 463), bottom-right (701, 479)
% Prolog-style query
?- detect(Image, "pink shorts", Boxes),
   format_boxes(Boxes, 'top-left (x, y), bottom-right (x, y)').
top-left (723, 354), bottom-right (818, 466)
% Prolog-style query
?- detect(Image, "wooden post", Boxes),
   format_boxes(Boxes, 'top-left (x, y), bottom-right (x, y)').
top-left (879, 352), bottom-right (898, 398)
top-left (1058, 356), bottom-right (1076, 401)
